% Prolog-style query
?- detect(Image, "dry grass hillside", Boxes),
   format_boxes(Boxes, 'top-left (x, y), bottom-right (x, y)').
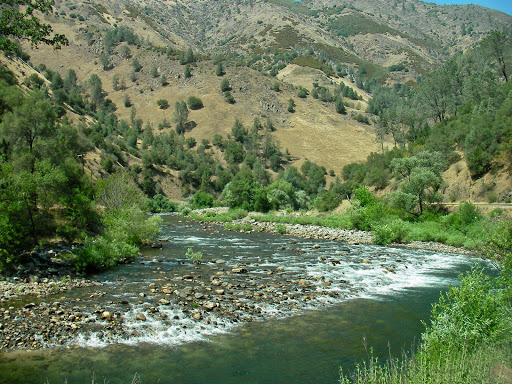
top-left (22, 17), bottom-right (385, 177)
top-left (47, 0), bottom-right (512, 83)
top-left (6, 0), bottom-right (511, 202)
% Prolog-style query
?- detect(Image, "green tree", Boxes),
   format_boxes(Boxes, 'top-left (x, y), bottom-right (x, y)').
top-left (187, 96), bottom-right (203, 110)
top-left (184, 64), bottom-right (191, 78)
top-left (181, 48), bottom-right (195, 64)
top-left (389, 151), bottom-right (446, 215)
top-left (224, 91), bottom-right (235, 104)
top-left (288, 98), bottom-right (295, 113)
top-left (297, 87), bottom-right (308, 98)
top-left (335, 97), bottom-right (346, 114)
top-left (160, 74), bottom-right (168, 86)
top-left (0, 0), bottom-right (68, 53)
top-left (88, 74), bottom-right (105, 109)
top-left (157, 99), bottom-right (169, 109)
top-left (216, 62), bottom-right (224, 76)
top-left (220, 78), bottom-right (231, 92)
top-left (132, 58), bottom-right (142, 72)
top-left (480, 30), bottom-right (511, 82)
top-left (0, 89), bottom-right (56, 164)
top-left (173, 101), bottom-right (188, 134)
top-left (151, 65), bottom-right (158, 78)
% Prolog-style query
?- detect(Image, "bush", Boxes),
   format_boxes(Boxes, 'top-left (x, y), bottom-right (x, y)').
top-left (275, 224), bottom-right (287, 234)
top-left (187, 96), bottom-right (203, 110)
top-left (75, 237), bottom-right (138, 273)
top-left (423, 268), bottom-right (511, 353)
top-left (147, 194), bottom-right (176, 213)
top-left (297, 88), bottom-right (308, 98)
top-left (192, 191), bottom-right (214, 209)
top-left (220, 78), bottom-right (231, 92)
top-left (157, 99), bottom-right (169, 109)
top-left (185, 247), bottom-right (203, 265)
top-left (102, 206), bottom-right (162, 246)
top-left (372, 218), bottom-right (410, 245)
top-left (224, 91), bottom-right (235, 104)
top-left (354, 113), bottom-right (369, 124)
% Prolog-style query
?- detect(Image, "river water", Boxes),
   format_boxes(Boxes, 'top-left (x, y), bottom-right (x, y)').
top-left (0, 216), bottom-right (485, 384)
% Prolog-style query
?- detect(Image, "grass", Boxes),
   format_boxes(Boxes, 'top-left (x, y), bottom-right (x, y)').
top-left (224, 223), bottom-right (254, 232)
top-left (290, 56), bottom-right (334, 76)
top-left (340, 343), bottom-right (512, 384)
top-left (188, 209), bottom-right (248, 222)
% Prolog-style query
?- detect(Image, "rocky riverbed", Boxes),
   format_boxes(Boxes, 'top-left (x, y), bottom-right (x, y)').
top-left (0, 248), bottom-right (349, 350)
top-left (0, 215), bottom-right (478, 352)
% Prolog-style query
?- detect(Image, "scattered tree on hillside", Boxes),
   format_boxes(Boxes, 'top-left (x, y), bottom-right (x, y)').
top-left (216, 62), bottom-right (225, 76)
top-left (335, 97), bottom-right (346, 114)
top-left (173, 101), bottom-right (189, 134)
top-left (288, 98), bottom-right (295, 113)
top-left (157, 99), bottom-right (169, 110)
top-left (151, 65), bottom-right (159, 78)
top-left (132, 58), bottom-right (142, 72)
top-left (480, 30), bottom-right (511, 82)
top-left (220, 78), bottom-right (231, 92)
top-left (184, 65), bottom-right (192, 78)
top-left (180, 48), bottom-right (195, 65)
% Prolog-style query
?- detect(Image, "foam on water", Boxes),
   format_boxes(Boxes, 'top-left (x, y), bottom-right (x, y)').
top-left (67, 220), bottom-right (484, 349)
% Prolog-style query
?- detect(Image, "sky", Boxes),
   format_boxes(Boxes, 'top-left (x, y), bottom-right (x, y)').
top-left (420, 1), bottom-right (512, 15)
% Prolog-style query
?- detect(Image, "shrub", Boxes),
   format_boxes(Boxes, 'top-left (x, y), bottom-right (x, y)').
top-left (372, 218), bottom-right (410, 245)
top-left (423, 268), bottom-right (511, 353)
top-left (220, 78), bottom-right (231, 92)
top-left (185, 247), bottom-right (203, 265)
top-left (157, 99), bottom-right (169, 109)
top-left (224, 91), bottom-right (235, 104)
top-left (192, 191), bottom-right (214, 209)
top-left (297, 87), bottom-right (308, 98)
top-left (187, 96), bottom-right (203, 110)
top-left (147, 194), bottom-right (176, 213)
top-left (275, 224), bottom-right (287, 234)
top-left (354, 113), bottom-right (369, 124)
top-left (75, 237), bottom-right (138, 273)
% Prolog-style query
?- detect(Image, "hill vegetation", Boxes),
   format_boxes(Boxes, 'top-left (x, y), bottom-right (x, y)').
top-left (1, 2), bottom-right (512, 383)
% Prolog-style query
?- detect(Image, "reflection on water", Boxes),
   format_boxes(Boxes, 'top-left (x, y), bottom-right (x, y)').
top-left (0, 216), bottom-right (484, 384)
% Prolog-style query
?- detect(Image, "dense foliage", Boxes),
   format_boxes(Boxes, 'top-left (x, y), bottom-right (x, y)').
top-left (0, 65), bottom-right (160, 274)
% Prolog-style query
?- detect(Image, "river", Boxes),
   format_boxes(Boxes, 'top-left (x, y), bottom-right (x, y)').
top-left (0, 216), bottom-right (485, 384)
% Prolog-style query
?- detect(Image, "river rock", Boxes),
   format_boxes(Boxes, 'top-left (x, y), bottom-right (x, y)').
top-left (203, 302), bottom-right (215, 311)
top-left (102, 311), bottom-right (112, 320)
top-left (214, 289), bottom-right (225, 295)
top-left (159, 299), bottom-right (171, 305)
top-left (231, 268), bottom-right (247, 274)
top-left (136, 313), bottom-right (147, 321)
top-left (192, 311), bottom-right (202, 320)
top-left (215, 260), bottom-right (226, 264)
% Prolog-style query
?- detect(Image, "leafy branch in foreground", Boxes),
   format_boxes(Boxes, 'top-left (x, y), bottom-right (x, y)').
top-left (0, 1), bottom-right (68, 53)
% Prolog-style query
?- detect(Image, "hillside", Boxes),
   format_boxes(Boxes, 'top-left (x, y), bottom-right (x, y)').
top-left (5, 0), bottom-right (512, 202)
top-left (45, 0), bottom-right (512, 83)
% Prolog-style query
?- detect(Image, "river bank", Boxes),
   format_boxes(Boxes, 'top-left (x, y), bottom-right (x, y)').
top-left (189, 208), bottom-right (477, 256)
